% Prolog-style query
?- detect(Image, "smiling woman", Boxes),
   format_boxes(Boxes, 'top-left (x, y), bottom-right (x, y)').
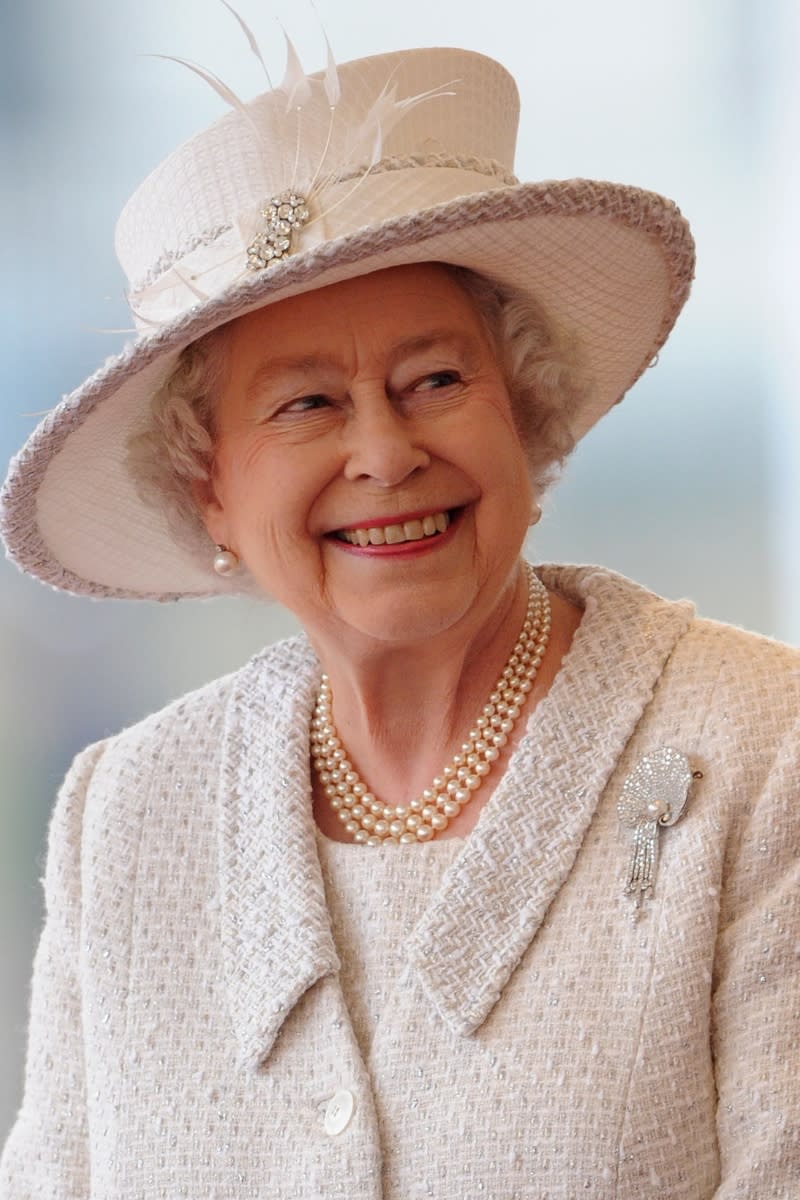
top-left (1, 40), bottom-right (798, 1200)
top-left (171, 264), bottom-right (583, 842)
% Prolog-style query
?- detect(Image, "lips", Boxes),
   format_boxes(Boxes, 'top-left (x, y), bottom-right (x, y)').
top-left (334, 510), bottom-right (452, 547)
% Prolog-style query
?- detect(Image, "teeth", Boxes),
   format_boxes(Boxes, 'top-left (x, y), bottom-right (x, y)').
top-left (338, 510), bottom-right (451, 546)
top-left (403, 520), bottom-right (425, 541)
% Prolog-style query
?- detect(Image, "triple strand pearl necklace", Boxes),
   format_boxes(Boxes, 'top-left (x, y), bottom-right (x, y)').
top-left (310, 564), bottom-right (551, 845)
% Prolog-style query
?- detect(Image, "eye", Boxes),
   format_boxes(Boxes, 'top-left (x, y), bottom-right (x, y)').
top-left (279, 394), bottom-right (333, 415)
top-left (413, 370), bottom-right (461, 392)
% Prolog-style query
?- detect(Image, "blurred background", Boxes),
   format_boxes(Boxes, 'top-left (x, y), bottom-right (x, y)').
top-left (1, 0), bottom-right (798, 1141)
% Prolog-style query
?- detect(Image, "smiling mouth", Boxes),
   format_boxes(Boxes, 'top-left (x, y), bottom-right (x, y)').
top-left (334, 509), bottom-right (454, 547)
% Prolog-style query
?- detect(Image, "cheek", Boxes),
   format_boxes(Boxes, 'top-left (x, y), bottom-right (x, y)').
top-left (214, 430), bottom-right (280, 485)
top-left (476, 422), bottom-right (534, 537)
top-left (472, 390), bottom-right (532, 484)
top-left (491, 391), bottom-right (533, 484)
top-left (488, 385), bottom-right (527, 443)
top-left (212, 437), bottom-right (329, 551)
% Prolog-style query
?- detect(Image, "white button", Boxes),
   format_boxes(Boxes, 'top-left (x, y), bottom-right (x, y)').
top-left (323, 1088), bottom-right (355, 1136)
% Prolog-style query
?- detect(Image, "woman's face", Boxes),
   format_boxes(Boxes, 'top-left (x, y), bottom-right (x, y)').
top-left (198, 263), bottom-right (535, 648)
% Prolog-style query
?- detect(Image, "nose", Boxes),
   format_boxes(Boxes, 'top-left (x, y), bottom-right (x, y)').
top-left (342, 397), bottom-right (430, 487)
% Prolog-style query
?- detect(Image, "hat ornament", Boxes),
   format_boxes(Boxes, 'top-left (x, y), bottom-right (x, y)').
top-left (129, 16), bottom-right (459, 328)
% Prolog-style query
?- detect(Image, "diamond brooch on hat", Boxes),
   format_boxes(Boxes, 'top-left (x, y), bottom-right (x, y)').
top-left (247, 191), bottom-right (310, 269)
top-left (617, 747), bottom-right (700, 915)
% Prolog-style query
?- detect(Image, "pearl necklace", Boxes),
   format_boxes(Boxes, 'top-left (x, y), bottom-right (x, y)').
top-left (310, 564), bottom-right (551, 845)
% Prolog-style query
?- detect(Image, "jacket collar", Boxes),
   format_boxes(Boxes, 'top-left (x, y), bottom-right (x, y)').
top-left (218, 634), bottom-right (336, 1070)
top-left (217, 566), bottom-right (694, 1066)
top-left (407, 565), bottom-right (694, 1034)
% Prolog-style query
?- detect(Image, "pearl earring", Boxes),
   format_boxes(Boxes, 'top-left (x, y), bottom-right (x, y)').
top-left (213, 545), bottom-right (240, 576)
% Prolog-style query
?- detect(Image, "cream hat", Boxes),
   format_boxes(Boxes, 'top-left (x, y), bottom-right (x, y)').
top-left (0, 46), bottom-right (694, 600)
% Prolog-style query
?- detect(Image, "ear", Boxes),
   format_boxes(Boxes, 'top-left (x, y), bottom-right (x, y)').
top-left (191, 474), bottom-right (229, 547)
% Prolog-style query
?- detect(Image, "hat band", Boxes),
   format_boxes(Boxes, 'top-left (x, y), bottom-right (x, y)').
top-left (127, 153), bottom-right (518, 330)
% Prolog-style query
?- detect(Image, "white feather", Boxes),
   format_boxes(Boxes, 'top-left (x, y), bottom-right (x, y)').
top-left (171, 267), bottom-right (211, 302)
top-left (218, 0), bottom-right (273, 88)
top-left (343, 78), bottom-right (457, 171)
top-left (148, 54), bottom-right (265, 148)
top-left (322, 32), bottom-right (341, 108)
top-left (307, 0), bottom-right (341, 108)
top-left (279, 30), bottom-right (312, 113)
top-left (125, 301), bottom-right (161, 328)
top-left (306, 76), bottom-right (457, 232)
top-left (82, 326), bottom-right (138, 334)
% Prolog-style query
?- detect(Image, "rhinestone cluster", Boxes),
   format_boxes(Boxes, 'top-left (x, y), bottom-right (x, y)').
top-left (246, 191), bottom-right (310, 270)
top-left (617, 746), bottom-right (693, 910)
top-left (311, 565), bottom-right (551, 845)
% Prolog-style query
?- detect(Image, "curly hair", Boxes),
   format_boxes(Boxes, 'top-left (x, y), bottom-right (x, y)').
top-left (449, 267), bottom-right (586, 488)
top-left (126, 266), bottom-right (590, 550)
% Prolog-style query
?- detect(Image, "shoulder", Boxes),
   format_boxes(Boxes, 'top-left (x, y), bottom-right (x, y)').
top-left (674, 615), bottom-right (799, 736)
top-left (651, 614), bottom-right (798, 844)
top-left (682, 610), bottom-right (799, 672)
top-left (545, 562), bottom-right (798, 767)
top-left (73, 632), bottom-right (317, 806)
top-left (42, 633), bottom-right (318, 898)
top-left (673, 620), bottom-right (798, 813)
top-left (547, 562), bottom-right (799, 711)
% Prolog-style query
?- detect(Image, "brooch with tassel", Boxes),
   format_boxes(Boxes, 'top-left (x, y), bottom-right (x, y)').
top-left (617, 747), bottom-right (700, 915)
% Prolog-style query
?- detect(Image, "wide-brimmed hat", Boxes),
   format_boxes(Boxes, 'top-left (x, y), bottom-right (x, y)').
top-left (0, 45), bottom-right (694, 601)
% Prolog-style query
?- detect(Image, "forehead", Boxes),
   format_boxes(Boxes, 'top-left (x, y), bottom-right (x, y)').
top-left (227, 263), bottom-right (487, 359)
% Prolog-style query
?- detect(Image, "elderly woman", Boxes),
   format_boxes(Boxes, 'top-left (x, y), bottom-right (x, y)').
top-left (1, 44), bottom-right (797, 1200)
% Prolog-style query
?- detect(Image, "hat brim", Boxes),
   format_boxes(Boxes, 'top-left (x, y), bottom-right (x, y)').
top-left (1, 177), bottom-right (694, 600)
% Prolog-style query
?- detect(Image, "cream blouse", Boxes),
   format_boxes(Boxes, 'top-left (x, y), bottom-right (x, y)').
top-left (317, 835), bottom-right (462, 1061)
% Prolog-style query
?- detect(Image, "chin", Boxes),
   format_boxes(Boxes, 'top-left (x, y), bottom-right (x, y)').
top-left (333, 585), bottom-right (479, 648)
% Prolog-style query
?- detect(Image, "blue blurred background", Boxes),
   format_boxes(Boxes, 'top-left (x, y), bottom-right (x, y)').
top-left (1, 0), bottom-right (798, 1139)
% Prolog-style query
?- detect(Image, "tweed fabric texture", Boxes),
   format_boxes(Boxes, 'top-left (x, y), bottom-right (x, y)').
top-left (317, 835), bottom-right (462, 1062)
top-left (1, 565), bottom-right (798, 1199)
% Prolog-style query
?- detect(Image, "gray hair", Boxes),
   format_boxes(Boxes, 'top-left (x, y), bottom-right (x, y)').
top-left (126, 267), bottom-right (590, 549)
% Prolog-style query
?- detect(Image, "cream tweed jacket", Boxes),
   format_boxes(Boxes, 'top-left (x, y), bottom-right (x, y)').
top-left (2, 565), bottom-right (798, 1200)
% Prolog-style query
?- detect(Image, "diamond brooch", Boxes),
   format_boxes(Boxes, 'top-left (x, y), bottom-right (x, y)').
top-left (617, 747), bottom-right (699, 914)
top-left (246, 191), bottom-right (310, 270)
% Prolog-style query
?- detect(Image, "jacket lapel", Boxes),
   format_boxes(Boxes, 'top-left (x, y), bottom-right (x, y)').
top-left (407, 566), bottom-right (695, 1036)
top-left (217, 567), bottom-right (696, 1060)
top-left (217, 636), bottom-right (338, 1070)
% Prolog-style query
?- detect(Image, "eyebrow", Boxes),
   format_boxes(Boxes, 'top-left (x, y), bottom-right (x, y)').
top-left (385, 330), bottom-right (484, 370)
top-left (243, 329), bottom-right (484, 403)
top-left (244, 354), bottom-right (340, 406)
